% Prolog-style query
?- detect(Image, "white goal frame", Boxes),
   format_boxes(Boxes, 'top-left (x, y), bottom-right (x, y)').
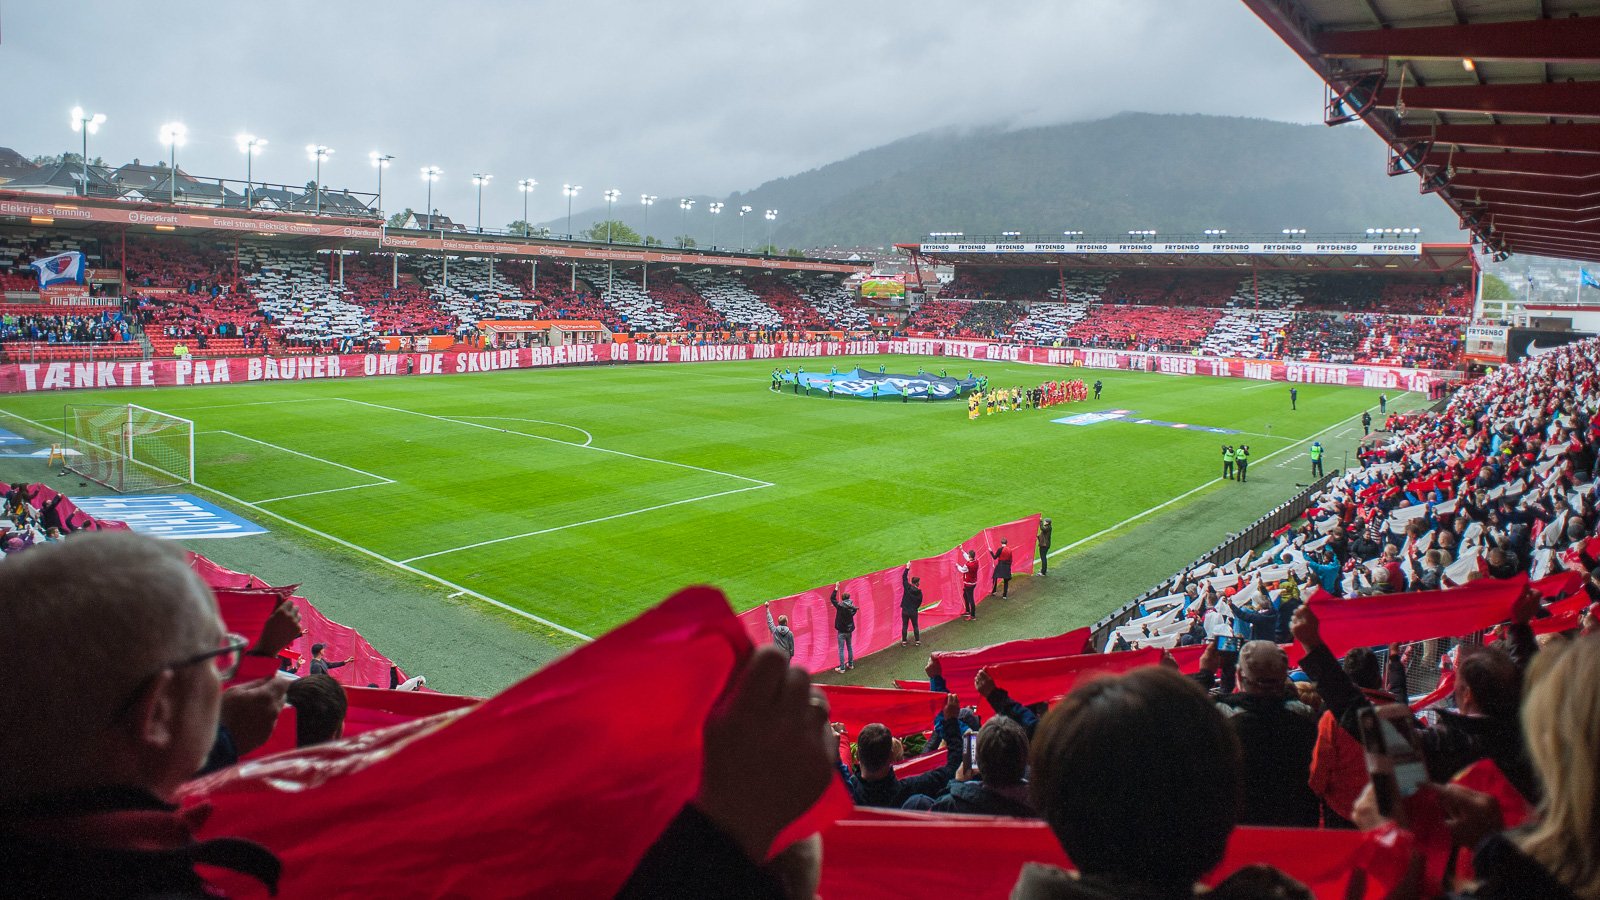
top-left (64, 403), bottom-right (195, 492)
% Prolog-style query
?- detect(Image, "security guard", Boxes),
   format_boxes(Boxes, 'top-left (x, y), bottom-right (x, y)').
top-left (1223, 445), bottom-right (1236, 480)
top-left (1309, 441), bottom-right (1325, 478)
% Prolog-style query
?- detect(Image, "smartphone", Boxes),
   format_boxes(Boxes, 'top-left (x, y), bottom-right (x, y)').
top-left (963, 731), bottom-right (978, 773)
top-left (1356, 703), bottom-right (1429, 817)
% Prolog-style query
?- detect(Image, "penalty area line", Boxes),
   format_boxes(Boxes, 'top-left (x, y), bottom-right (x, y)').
top-left (0, 408), bottom-right (595, 643)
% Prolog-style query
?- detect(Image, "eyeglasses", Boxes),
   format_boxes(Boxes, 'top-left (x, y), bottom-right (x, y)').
top-left (111, 632), bottom-right (250, 721)
top-left (173, 632), bottom-right (251, 681)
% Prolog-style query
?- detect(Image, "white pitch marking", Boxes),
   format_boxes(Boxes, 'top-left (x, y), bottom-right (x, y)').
top-left (254, 482), bottom-right (393, 504)
top-left (1241, 381), bottom-right (1284, 391)
top-left (210, 430), bottom-right (395, 484)
top-left (1048, 394), bottom-right (1412, 559)
top-left (446, 416), bottom-right (595, 447)
top-left (337, 397), bottom-right (773, 487)
top-left (402, 482), bottom-right (774, 564)
top-left (153, 397), bottom-right (331, 412)
top-left (0, 408), bottom-right (594, 642)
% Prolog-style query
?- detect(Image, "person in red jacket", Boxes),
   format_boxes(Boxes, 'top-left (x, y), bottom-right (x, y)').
top-left (990, 539), bottom-right (1015, 599)
top-left (957, 551), bottom-right (980, 620)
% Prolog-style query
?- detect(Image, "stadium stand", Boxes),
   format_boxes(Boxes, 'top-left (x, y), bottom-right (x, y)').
top-left (1009, 301), bottom-right (1089, 344)
top-left (1068, 304), bottom-right (1224, 353)
top-left (241, 247), bottom-right (376, 350)
top-left (744, 272), bottom-right (827, 329)
top-left (1197, 308), bottom-right (1294, 359)
top-left (644, 269), bottom-right (726, 331)
top-left (905, 299), bottom-right (1025, 339)
top-left (681, 268), bottom-right (784, 328)
top-left (795, 277), bottom-right (871, 330)
top-left (574, 265), bottom-right (677, 331)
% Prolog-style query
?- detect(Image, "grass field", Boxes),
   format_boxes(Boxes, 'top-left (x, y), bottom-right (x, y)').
top-left (0, 354), bottom-right (1398, 646)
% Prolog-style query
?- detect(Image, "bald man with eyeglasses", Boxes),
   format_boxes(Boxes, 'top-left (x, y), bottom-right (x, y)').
top-left (0, 531), bottom-right (289, 897)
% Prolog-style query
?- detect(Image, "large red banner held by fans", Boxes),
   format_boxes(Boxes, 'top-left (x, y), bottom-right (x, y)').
top-left (932, 627), bottom-right (1091, 706)
top-left (741, 515), bottom-right (1041, 674)
top-left (180, 587), bottom-right (851, 899)
top-left (1303, 575), bottom-right (1529, 657)
top-left (983, 647), bottom-right (1165, 706)
top-left (0, 340), bottom-right (1449, 393)
top-left (819, 809), bottom-right (1415, 899)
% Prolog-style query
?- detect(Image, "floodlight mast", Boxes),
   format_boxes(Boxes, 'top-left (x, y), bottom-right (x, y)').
top-left (421, 166), bottom-right (442, 226)
top-left (370, 152), bottom-right (394, 216)
top-left (518, 179), bottom-right (539, 234)
top-left (158, 122), bottom-right (187, 204)
top-left (71, 107), bottom-right (106, 197)
top-left (237, 135), bottom-right (268, 209)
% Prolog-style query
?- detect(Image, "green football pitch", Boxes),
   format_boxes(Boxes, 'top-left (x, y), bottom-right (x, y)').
top-left (0, 355), bottom-right (1395, 642)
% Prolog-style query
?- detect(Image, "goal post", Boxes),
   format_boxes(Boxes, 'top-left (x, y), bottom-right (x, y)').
top-left (64, 403), bottom-right (195, 492)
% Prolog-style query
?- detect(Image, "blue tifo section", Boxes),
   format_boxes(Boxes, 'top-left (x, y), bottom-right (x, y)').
top-left (1052, 409), bottom-right (1241, 435)
top-left (775, 367), bottom-right (978, 400)
top-left (68, 495), bottom-right (268, 540)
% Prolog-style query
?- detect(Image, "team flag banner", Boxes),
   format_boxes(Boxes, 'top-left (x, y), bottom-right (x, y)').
top-left (741, 515), bottom-right (1041, 674)
top-left (27, 250), bottom-right (85, 288)
top-left (779, 366), bottom-right (978, 399)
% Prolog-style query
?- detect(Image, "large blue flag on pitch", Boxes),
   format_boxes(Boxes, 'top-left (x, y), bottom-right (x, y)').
top-left (1583, 268), bottom-right (1600, 290)
top-left (29, 251), bottom-right (85, 288)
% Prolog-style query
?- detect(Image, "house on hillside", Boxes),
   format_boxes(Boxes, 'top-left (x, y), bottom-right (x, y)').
top-left (0, 147), bottom-right (39, 186)
top-left (0, 160), bottom-right (116, 198)
top-left (110, 160), bottom-right (239, 207)
top-left (399, 210), bottom-right (466, 232)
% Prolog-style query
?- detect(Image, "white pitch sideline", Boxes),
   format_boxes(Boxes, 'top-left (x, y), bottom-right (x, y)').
top-left (1047, 393), bottom-right (1412, 559)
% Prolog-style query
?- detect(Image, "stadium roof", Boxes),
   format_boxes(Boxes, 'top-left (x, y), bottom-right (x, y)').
top-left (897, 237), bottom-right (1474, 275)
top-left (0, 190), bottom-right (867, 275)
top-left (1243, 0), bottom-right (1600, 264)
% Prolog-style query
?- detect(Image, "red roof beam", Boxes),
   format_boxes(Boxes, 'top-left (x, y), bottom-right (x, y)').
top-left (1490, 212), bottom-right (1600, 228)
top-left (1453, 194), bottom-right (1600, 213)
top-left (1421, 151), bottom-right (1600, 178)
top-left (1447, 174), bottom-right (1600, 198)
top-left (1503, 241), bottom-right (1600, 262)
top-left (1315, 17), bottom-right (1600, 63)
top-left (1397, 123), bottom-right (1600, 154)
top-left (1374, 81), bottom-right (1600, 118)
top-left (1491, 225), bottom-right (1600, 245)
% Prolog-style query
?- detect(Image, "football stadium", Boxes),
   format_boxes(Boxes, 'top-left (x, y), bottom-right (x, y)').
top-left (2, 2), bottom-right (1600, 898)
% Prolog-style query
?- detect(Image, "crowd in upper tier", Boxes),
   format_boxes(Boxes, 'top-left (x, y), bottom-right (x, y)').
top-left (1, 233), bottom-right (1470, 368)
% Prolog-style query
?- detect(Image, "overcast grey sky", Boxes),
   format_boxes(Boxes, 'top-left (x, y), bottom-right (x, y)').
top-left (2, 1), bottom-right (1327, 227)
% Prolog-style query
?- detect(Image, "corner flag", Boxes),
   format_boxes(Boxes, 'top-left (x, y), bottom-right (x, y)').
top-left (1583, 268), bottom-right (1600, 290)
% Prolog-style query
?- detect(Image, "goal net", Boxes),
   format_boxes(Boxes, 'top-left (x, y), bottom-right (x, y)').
top-left (64, 404), bottom-right (194, 492)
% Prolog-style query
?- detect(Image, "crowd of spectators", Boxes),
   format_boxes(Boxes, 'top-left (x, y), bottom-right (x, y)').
top-left (0, 309), bottom-right (131, 345)
top-left (905, 299), bottom-right (1026, 339)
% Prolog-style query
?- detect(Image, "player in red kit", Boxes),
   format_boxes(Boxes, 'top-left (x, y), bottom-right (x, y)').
top-left (957, 550), bottom-right (980, 620)
top-left (990, 538), bottom-right (1015, 599)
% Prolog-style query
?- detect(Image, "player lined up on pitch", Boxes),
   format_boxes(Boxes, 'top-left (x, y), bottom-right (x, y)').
top-left (968, 379), bottom-right (1088, 419)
